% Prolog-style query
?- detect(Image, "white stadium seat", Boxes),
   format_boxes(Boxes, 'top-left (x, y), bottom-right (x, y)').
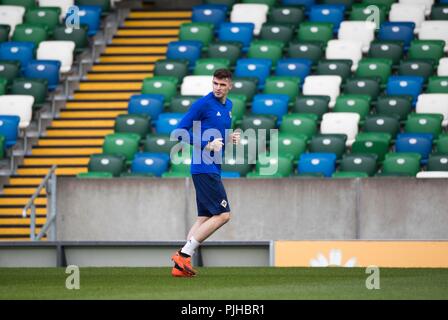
top-left (37, 41), bottom-right (76, 73)
top-left (416, 94), bottom-right (448, 127)
top-left (389, 4), bottom-right (426, 33)
top-left (38, 0), bottom-right (74, 20)
top-left (416, 171), bottom-right (448, 178)
top-left (419, 21), bottom-right (448, 52)
top-left (337, 21), bottom-right (376, 53)
top-left (181, 75), bottom-right (213, 96)
top-left (230, 4), bottom-right (269, 36)
top-left (326, 40), bottom-right (363, 71)
top-left (302, 75), bottom-right (342, 108)
top-left (399, 0), bottom-right (434, 16)
top-left (437, 58), bottom-right (448, 76)
top-left (321, 112), bottom-right (360, 146)
top-left (0, 95), bottom-right (34, 129)
top-left (0, 5), bottom-right (25, 36)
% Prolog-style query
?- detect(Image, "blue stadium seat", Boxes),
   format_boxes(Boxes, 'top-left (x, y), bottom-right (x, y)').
top-left (128, 94), bottom-right (165, 121)
top-left (0, 42), bottom-right (35, 71)
top-left (0, 115), bottom-right (20, 149)
top-left (156, 113), bottom-right (185, 135)
top-left (275, 58), bottom-right (312, 83)
top-left (192, 4), bottom-right (227, 28)
top-left (252, 94), bottom-right (289, 125)
top-left (131, 152), bottom-right (170, 177)
top-left (378, 22), bottom-right (415, 49)
top-left (386, 76), bottom-right (424, 105)
top-left (282, 0), bottom-right (316, 11)
top-left (395, 133), bottom-right (433, 164)
top-left (218, 22), bottom-right (254, 51)
top-left (23, 60), bottom-right (61, 91)
top-left (70, 6), bottom-right (102, 36)
top-left (309, 5), bottom-right (345, 32)
top-left (166, 41), bottom-right (203, 70)
top-left (298, 153), bottom-right (337, 177)
top-left (235, 58), bottom-right (272, 88)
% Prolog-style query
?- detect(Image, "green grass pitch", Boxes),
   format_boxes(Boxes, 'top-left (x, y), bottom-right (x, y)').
top-left (1, 267), bottom-right (447, 300)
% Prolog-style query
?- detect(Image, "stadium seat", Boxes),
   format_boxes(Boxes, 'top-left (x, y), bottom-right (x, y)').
top-left (309, 134), bottom-right (347, 159)
top-left (248, 40), bottom-right (284, 66)
top-left (240, 114), bottom-right (277, 142)
top-left (320, 112), bottom-right (360, 146)
top-left (436, 134), bottom-right (448, 153)
top-left (260, 23), bottom-right (294, 43)
top-left (194, 58), bottom-right (230, 75)
top-left (141, 76), bottom-right (178, 102)
top-left (71, 6), bottom-right (102, 37)
top-left (415, 94), bottom-right (448, 127)
top-left (332, 171), bottom-right (369, 178)
top-left (297, 22), bottom-right (334, 44)
top-left (263, 76), bottom-right (300, 103)
top-left (418, 21), bottom-right (448, 51)
top-left (1, 0), bottom-right (36, 10)
top-left (179, 22), bottom-right (214, 48)
top-left (181, 75), bottom-right (213, 96)
top-left (143, 134), bottom-right (178, 154)
top-left (0, 5), bottom-right (25, 36)
top-left (154, 59), bottom-right (189, 81)
top-left (0, 42), bottom-right (35, 71)
top-left (230, 78), bottom-right (258, 100)
top-left (280, 113), bottom-right (318, 139)
top-left (251, 153), bottom-right (294, 177)
top-left (333, 95), bottom-right (372, 121)
top-left (309, 4), bottom-right (345, 32)
top-left (221, 155), bottom-right (253, 177)
top-left (168, 96), bottom-right (198, 114)
top-left (234, 58), bottom-right (272, 88)
top-left (316, 59), bottom-right (352, 81)
top-left (287, 42), bottom-right (324, 64)
top-left (102, 133), bottom-right (140, 162)
top-left (389, 4), bottom-right (426, 32)
top-left (277, 132), bottom-right (308, 160)
top-left (0, 77), bottom-right (5, 95)
top-left (130, 153), bottom-right (170, 177)
top-left (166, 41), bottom-right (203, 70)
top-left (363, 114), bottom-right (400, 138)
top-left (192, 4), bottom-right (227, 28)
top-left (230, 3), bottom-right (269, 36)
top-left (0, 94), bottom-right (33, 128)
top-left (207, 42), bottom-right (242, 66)
top-left (0, 115), bottom-right (20, 148)
top-left (368, 41), bottom-right (404, 65)
top-left (386, 76), bottom-right (424, 105)
top-left (128, 94), bottom-right (165, 121)
top-left (351, 132), bottom-right (391, 162)
top-left (398, 60), bottom-right (435, 79)
top-left (76, 0), bottom-right (110, 14)
top-left (395, 133), bottom-right (433, 163)
top-left (53, 25), bottom-right (89, 54)
top-left (302, 75), bottom-right (342, 107)
top-left (349, 4), bottom-right (387, 25)
top-left (37, 41), bottom-right (75, 74)
top-left (114, 114), bottom-right (151, 139)
top-left (281, 0), bottom-right (316, 11)
top-left (218, 23), bottom-right (254, 50)
top-left (381, 152), bottom-right (421, 176)
top-left (325, 40), bottom-right (363, 71)
top-left (344, 78), bottom-right (381, 100)
top-left (292, 95), bottom-right (330, 120)
top-left (87, 154), bottom-right (126, 177)
top-left (298, 152), bottom-right (337, 177)
top-left (399, 0), bottom-right (434, 16)
top-left (427, 76), bottom-right (448, 94)
top-left (0, 25), bottom-right (11, 43)
top-left (227, 94), bottom-right (247, 126)
top-left (25, 7), bottom-right (61, 35)
top-left (0, 60), bottom-right (20, 85)
top-left (251, 94), bottom-right (289, 123)
top-left (39, 0), bottom-right (73, 19)
top-left (12, 24), bottom-right (48, 46)
top-left (156, 113), bottom-right (184, 135)
top-left (405, 113), bottom-right (443, 137)
top-left (430, 4), bottom-right (448, 20)
top-left (338, 21), bottom-right (376, 53)
top-left (23, 60), bottom-right (61, 91)
top-left (378, 22), bottom-right (415, 49)
top-left (11, 78), bottom-right (48, 108)
top-left (269, 6), bottom-right (304, 24)
top-left (355, 58), bottom-right (393, 85)
top-left (376, 95), bottom-right (412, 122)
top-left (340, 154), bottom-right (378, 176)
top-left (275, 58), bottom-right (312, 82)
top-left (408, 40), bottom-right (445, 62)
top-left (427, 154), bottom-right (448, 172)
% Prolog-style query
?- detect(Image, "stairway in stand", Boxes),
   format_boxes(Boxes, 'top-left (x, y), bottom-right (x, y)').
top-left (0, 8), bottom-right (191, 240)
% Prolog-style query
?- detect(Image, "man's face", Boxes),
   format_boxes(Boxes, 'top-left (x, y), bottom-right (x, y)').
top-left (212, 77), bottom-right (232, 100)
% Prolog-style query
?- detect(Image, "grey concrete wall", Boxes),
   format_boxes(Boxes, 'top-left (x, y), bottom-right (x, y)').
top-left (56, 177), bottom-right (448, 241)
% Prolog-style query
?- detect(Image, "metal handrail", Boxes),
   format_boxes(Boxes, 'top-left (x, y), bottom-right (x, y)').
top-left (22, 165), bottom-right (58, 241)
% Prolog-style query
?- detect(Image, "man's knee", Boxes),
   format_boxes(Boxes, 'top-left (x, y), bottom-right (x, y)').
top-left (219, 212), bottom-right (231, 224)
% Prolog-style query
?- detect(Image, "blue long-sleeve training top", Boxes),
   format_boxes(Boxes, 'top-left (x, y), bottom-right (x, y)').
top-left (175, 92), bottom-right (233, 175)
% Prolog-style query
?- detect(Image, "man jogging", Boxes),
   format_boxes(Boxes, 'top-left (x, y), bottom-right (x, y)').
top-left (171, 69), bottom-right (240, 277)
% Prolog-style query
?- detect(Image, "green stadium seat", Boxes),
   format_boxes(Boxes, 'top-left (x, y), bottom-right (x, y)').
top-left (269, 6), bottom-right (304, 24)
top-left (351, 132), bottom-right (392, 162)
top-left (227, 93), bottom-right (247, 127)
top-left (292, 95), bottom-right (330, 120)
top-left (193, 58), bottom-right (230, 75)
top-left (12, 24), bottom-right (48, 46)
top-left (143, 134), bottom-right (178, 154)
top-left (77, 172), bottom-right (114, 179)
top-left (430, 4), bottom-right (448, 20)
top-left (10, 78), bottom-right (48, 108)
top-left (24, 8), bottom-right (61, 35)
top-left (344, 77), bottom-right (381, 100)
top-left (248, 40), bottom-right (284, 66)
top-left (0, 135), bottom-right (4, 159)
top-left (381, 152), bottom-right (421, 176)
top-left (436, 134), bottom-right (448, 153)
top-left (407, 40), bottom-right (445, 62)
top-left (368, 41), bottom-right (403, 65)
top-left (332, 171), bottom-right (369, 178)
top-left (362, 0), bottom-right (395, 10)
top-left (141, 76), bottom-right (178, 103)
top-left (404, 113), bottom-right (443, 137)
top-left (340, 154), bottom-right (378, 176)
top-left (297, 22), bottom-right (334, 44)
top-left (350, 4), bottom-right (387, 24)
top-left (309, 134), bottom-right (347, 159)
top-left (427, 154), bottom-right (448, 171)
top-left (278, 132), bottom-right (308, 160)
top-left (169, 95), bottom-right (199, 113)
top-left (398, 60), bottom-right (435, 79)
top-left (240, 114), bottom-right (277, 141)
top-left (154, 60), bottom-right (189, 81)
top-left (375, 95), bottom-right (413, 122)
top-left (0, 61), bottom-right (20, 85)
top-left (0, 25), bottom-right (11, 43)
top-left (260, 23), bottom-right (295, 43)
top-left (334, 94), bottom-right (372, 121)
top-left (53, 25), bottom-right (89, 54)
top-left (102, 133), bottom-right (141, 162)
top-left (280, 113), bottom-right (318, 140)
top-left (179, 22), bottom-right (214, 48)
top-left (251, 153), bottom-right (294, 177)
top-left (363, 114), bottom-right (400, 138)
top-left (316, 59), bottom-right (352, 81)
top-left (207, 42), bottom-right (242, 66)
top-left (242, 0), bottom-right (276, 7)
top-left (114, 114), bottom-right (151, 139)
top-left (1, 0), bottom-right (36, 9)
top-left (263, 76), bottom-right (300, 103)
top-left (85, 154), bottom-right (126, 177)
top-left (288, 42), bottom-right (324, 64)
top-left (230, 77), bottom-right (258, 100)
top-left (427, 76), bottom-right (448, 94)
top-left (221, 154), bottom-right (253, 177)
top-left (0, 77), bottom-right (6, 95)
top-left (355, 58), bottom-right (393, 85)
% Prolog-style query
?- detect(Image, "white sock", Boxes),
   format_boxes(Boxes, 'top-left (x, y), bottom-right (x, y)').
top-left (180, 237), bottom-right (201, 257)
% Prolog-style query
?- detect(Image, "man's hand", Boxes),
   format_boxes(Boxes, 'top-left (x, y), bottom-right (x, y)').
top-left (230, 131), bottom-right (241, 145)
top-left (206, 138), bottom-right (224, 152)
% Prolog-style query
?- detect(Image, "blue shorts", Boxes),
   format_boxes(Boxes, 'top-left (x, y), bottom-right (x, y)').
top-left (192, 173), bottom-right (230, 217)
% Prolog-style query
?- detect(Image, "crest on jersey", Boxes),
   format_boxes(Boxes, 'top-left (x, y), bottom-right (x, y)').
top-left (221, 200), bottom-right (227, 208)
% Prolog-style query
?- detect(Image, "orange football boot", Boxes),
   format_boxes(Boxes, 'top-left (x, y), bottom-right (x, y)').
top-left (171, 251), bottom-right (197, 276)
top-left (171, 263), bottom-right (194, 277)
